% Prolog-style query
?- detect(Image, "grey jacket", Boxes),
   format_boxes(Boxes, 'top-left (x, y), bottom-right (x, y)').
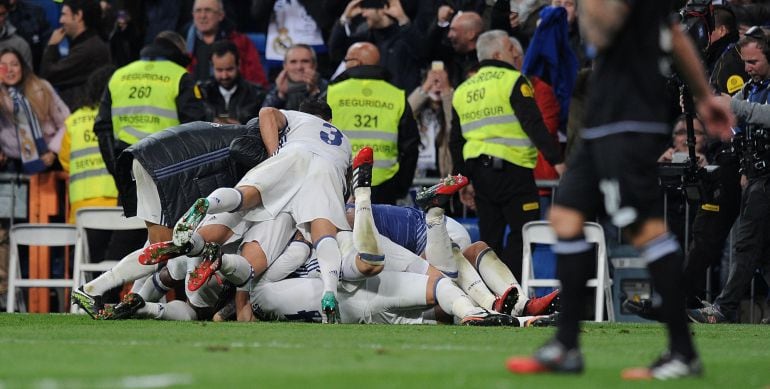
top-left (0, 23), bottom-right (32, 67)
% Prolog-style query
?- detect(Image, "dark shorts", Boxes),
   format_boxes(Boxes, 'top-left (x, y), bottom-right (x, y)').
top-left (555, 133), bottom-right (668, 228)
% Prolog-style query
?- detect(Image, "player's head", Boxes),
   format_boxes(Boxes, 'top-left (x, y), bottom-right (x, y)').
top-left (299, 98), bottom-right (333, 121)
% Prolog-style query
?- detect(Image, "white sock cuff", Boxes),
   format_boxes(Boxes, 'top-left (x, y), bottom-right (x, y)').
top-left (207, 187), bottom-right (243, 213)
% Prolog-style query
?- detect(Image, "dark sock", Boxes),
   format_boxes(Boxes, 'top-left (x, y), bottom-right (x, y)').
top-left (642, 234), bottom-right (697, 360)
top-left (553, 236), bottom-right (594, 350)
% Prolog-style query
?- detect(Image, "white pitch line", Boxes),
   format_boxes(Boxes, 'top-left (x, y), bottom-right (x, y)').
top-left (0, 374), bottom-right (193, 389)
top-left (0, 337), bottom-right (500, 352)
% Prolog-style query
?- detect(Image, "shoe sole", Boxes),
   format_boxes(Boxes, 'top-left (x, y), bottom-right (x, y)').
top-left (71, 291), bottom-right (97, 319)
top-left (188, 259), bottom-right (221, 291)
top-left (173, 199), bottom-right (208, 246)
top-left (139, 242), bottom-right (183, 265)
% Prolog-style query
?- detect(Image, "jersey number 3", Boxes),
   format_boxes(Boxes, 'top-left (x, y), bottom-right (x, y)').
top-left (320, 122), bottom-right (343, 146)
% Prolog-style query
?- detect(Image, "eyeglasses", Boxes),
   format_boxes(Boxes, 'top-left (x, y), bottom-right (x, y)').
top-left (745, 26), bottom-right (767, 42)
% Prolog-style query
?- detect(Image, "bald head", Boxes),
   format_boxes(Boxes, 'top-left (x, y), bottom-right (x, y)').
top-left (448, 12), bottom-right (484, 53)
top-left (345, 42), bottom-right (380, 68)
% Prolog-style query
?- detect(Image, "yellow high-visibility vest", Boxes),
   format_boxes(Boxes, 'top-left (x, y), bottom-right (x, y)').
top-left (452, 65), bottom-right (537, 168)
top-left (66, 106), bottom-right (118, 203)
top-left (327, 78), bottom-right (404, 185)
top-left (109, 59), bottom-right (186, 144)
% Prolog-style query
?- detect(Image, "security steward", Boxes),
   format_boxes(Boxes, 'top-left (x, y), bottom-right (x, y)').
top-left (326, 41), bottom-right (419, 205)
top-left (689, 26), bottom-right (770, 323)
top-left (449, 30), bottom-right (564, 279)
top-left (94, 30), bottom-right (206, 185)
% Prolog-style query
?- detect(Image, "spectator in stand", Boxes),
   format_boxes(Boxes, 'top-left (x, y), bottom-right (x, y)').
top-left (263, 44), bottom-right (327, 111)
top-left (40, 0), bottom-right (111, 110)
top-left (108, 9), bottom-right (142, 68)
top-left (510, 36), bottom-right (561, 205)
top-left (184, 0), bottom-right (268, 88)
top-left (0, 0), bottom-right (30, 68)
top-left (490, 0), bottom-right (550, 51)
top-left (0, 47), bottom-right (69, 175)
top-left (330, 0), bottom-right (426, 91)
top-left (201, 40), bottom-right (265, 124)
top-left (408, 64), bottom-right (454, 180)
top-left (6, 0), bottom-right (50, 72)
top-left (427, 9), bottom-right (483, 88)
top-left (551, 0), bottom-right (589, 69)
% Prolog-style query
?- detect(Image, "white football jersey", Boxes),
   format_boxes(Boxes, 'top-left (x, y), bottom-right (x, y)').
top-left (278, 110), bottom-right (351, 167)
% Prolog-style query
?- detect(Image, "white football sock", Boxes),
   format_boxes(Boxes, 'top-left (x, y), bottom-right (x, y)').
top-left (138, 272), bottom-right (171, 302)
top-left (476, 247), bottom-right (526, 299)
top-left (425, 208), bottom-right (457, 278)
top-left (84, 247), bottom-right (153, 296)
top-left (454, 247), bottom-right (496, 310)
top-left (220, 254), bottom-right (254, 286)
top-left (206, 187), bottom-right (242, 214)
top-left (353, 187), bottom-right (384, 265)
top-left (435, 277), bottom-right (483, 320)
top-left (187, 232), bottom-right (206, 257)
top-left (138, 301), bottom-right (197, 321)
top-left (315, 236), bottom-right (341, 295)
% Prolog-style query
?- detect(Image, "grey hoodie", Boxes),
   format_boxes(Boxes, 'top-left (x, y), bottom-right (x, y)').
top-left (0, 22), bottom-right (33, 68)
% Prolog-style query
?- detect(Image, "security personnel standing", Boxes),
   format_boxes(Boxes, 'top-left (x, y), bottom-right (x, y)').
top-left (689, 26), bottom-right (770, 324)
top-left (94, 31), bottom-right (207, 179)
top-left (60, 66), bottom-right (119, 223)
top-left (327, 42), bottom-right (419, 205)
top-left (450, 30), bottom-right (564, 279)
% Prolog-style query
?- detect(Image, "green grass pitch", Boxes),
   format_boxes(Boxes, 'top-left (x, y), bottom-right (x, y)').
top-left (0, 314), bottom-right (769, 388)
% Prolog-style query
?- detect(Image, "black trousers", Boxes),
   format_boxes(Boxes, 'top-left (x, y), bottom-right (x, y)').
top-left (714, 174), bottom-right (770, 316)
top-left (682, 158), bottom-right (741, 306)
top-left (467, 156), bottom-right (539, 280)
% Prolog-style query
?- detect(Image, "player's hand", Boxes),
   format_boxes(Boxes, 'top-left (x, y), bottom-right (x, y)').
top-left (698, 94), bottom-right (734, 142)
top-left (459, 184), bottom-right (476, 211)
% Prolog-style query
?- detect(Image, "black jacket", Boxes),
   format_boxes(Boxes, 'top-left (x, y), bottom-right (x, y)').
top-left (116, 121), bottom-right (253, 227)
top-left (710, 42), bottom-right (749, 96)
top-left (328, 65), bottom-right (420, 204)
top-left (201, 76), bottom-right (266, 124)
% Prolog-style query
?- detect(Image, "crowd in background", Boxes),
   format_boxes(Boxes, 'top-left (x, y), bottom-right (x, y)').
top-left (0, 0), bottom-right (769, 318)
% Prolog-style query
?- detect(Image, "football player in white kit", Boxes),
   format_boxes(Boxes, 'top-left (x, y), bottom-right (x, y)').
top-left (168, 101), bottom-right (363, 323)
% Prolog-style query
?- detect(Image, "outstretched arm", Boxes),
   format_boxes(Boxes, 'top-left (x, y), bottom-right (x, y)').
top-left (258, 107), bottom-right (288, 156)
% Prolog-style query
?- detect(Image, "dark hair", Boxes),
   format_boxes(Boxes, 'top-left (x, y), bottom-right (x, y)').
top-left (0, 0), bottom-right (9, 10)
top-left (713, 6), bottom-right (736, 33)
top-left (210, 40), bottom-right (239, 64)
top-left (62, 0), bottom-right (102, 31)
top-left (299, 98), bottom-right (332, 121)
top-left (83, 65), bottom-right (115, 108)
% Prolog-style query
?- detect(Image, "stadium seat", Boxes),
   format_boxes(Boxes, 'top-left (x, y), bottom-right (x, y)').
top-left (71, 207), bottom-right (146, 313)
top-left (6, 223), bottom-right (77, 313)
top-left (520, 220), bottom-right (615, 322)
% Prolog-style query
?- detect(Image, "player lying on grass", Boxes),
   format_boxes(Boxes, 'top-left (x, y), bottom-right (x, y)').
top-left (348, 183), bottom-right (559, 318)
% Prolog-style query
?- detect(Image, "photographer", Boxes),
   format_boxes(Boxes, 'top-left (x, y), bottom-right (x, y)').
top-left (689, 26), bottom-right (770, 324)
